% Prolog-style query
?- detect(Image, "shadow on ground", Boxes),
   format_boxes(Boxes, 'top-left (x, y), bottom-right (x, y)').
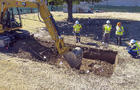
top-left (56, 18), bottom-right (140, 47)
top-left (80, 42), bottom-right (99, 47)
top-left (0, 33), bottom-right (59, 63)
top-left (0, 35), bottom-right (117, 77)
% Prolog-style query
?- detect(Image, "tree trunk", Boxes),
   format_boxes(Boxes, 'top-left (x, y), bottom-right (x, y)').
top-left (31, 8), bottom-right (33, 13)
top-left (66, 0), bottom-right (73, 22)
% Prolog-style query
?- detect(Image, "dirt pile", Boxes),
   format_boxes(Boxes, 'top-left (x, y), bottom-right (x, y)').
top-left (11, 37), bottom-right (58, 62)
top-left (7, 35), bottom-right (116, 77)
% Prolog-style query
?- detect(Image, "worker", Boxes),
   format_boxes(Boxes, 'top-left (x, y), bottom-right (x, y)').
top-left (102, 20), bottom-right (112, 47)
top-left (127, 39), bottom-right (140, 58)
top-left (73, 20), bottom-right (82, 43)
top-left (115, 22), bottom-right (124, 45)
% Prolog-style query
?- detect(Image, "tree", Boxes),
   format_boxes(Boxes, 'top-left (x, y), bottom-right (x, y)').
top-left (48, 0), bottom-right (102, 22)
top-left (66, 0), bottom-right (73, 22)
top-left (48, 0), bottom-right (73, 21)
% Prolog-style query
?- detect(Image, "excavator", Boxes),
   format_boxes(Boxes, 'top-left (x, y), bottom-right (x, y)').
top-left (0, 0), bottom-right (83, 68)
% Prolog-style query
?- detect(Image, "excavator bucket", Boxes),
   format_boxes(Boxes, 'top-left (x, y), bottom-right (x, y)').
top-left (63, 47), bottom-right (83, 69)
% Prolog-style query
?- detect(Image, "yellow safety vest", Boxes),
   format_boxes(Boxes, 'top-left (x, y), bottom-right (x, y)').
top-left (116, 26), bottom-right (124, 35)
top-left (132, 42), bottom-right (140, 54)
top-left (73, 24), bottom-right (82, 33)
top-left (104, 24), bottom-right (112, 34)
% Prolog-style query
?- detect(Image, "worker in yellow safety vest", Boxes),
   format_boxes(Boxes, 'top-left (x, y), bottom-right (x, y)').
top-left (115, 22), bottom-right (124, 45)
top-left (102, 20), bottom-right (112, 47)
top-left (73, 20), bottom-right (82, 43)
top-left (128, 39), bottom-right (140, 58)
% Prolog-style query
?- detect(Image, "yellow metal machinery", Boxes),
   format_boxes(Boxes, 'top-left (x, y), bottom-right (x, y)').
top-left (0, 0), bottom-right (83, 68)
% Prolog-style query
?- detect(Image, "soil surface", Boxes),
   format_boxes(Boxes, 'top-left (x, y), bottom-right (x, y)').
top-left (0, 12), bottom-right (140, 90)
top-left (7, 32), bottom-right (115, 77)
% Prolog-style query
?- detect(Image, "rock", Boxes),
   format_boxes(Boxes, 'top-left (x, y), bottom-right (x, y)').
top-left (86, 70), bottom-right (90, 73)
top-left (94, 64), bottom-right (101, 68)
top-left (59, 61), bottom-right (63, 65)
top-left (43, 56), bottom-right (46, 59)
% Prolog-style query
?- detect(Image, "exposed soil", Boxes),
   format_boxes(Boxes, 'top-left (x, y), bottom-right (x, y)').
top-left (11, 37), bottom-right (58, 62)
top-left (6, 31), bottom-right (116, 77)
top-left (80, 59), bottom-right (113, 77)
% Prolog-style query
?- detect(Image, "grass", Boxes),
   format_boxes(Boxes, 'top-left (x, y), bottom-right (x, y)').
top-left (92, 5), bottom-right (140, 12)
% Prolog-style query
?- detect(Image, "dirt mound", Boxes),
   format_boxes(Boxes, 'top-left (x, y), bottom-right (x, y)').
top-left (11, 37), bottom-right (58, 62)
top-left (7, 35), bottom-right (116, 77)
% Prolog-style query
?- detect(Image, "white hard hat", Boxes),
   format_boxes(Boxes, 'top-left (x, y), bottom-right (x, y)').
top-left (106, 20), bottom-right (110, 24)
top-left (75, 20), bottom-right (79, 24)
top-left (130, 39), bottom-right (136, 44)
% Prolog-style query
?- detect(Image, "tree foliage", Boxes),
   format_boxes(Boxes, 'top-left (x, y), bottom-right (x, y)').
top-left (48, 0), bottom-right (101, 5)
top-left (47, 0), bottom-right (63, 5)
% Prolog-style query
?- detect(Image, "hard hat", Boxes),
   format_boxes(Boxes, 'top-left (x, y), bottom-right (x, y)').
top-left (117, 22), bottom-right (121, 26)
top-left (75, 20), bottom-right (79, 24)
top-left (130, 39), bottom-right (136, 44)
top-left (106, 20), bottom-right (110, 24)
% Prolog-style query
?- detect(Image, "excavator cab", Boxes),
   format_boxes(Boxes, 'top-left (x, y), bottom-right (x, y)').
top-left (1, 7), bottom-right (22, 31)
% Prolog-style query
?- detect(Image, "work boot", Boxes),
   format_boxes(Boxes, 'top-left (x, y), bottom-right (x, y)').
top-left (132, 55), bottom-right (138, 59)
top-left (105, 43), bottom-right (109, 48)
top-left (76, 39), bottom-right (78, 43)
top-left (102, 42), bottom-right (105, 45)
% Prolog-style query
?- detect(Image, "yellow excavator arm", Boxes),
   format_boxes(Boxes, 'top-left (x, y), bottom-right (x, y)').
top-left (0, 0), bottom-right (83, 68)
top-left (0, 0), bottom-right (68, 54)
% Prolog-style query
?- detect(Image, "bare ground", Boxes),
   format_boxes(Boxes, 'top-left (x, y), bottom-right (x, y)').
top-left (0, 12), bottom-right (140, 90)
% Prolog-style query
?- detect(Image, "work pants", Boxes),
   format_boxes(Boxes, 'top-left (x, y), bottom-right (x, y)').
top-left (116, 35), bottom-right (122, 45)
top-left (75, 33), bottom-right (80, 43)
top-left (102, 33), bottom-right (110, 43)
top-left (128, 50), bottom-right (138, 58)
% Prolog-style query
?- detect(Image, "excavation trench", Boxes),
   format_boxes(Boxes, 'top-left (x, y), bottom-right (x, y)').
top-left (66, 44), bottom-right (118, 76)
top-left (83, 48), bottom-right (118, 76)
top-left (8, 37), bottom-right (118, 77)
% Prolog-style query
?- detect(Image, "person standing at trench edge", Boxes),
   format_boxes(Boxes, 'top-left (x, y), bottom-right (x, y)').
top-left (73, 20), bottom-right (82, 43)
top-left (102, 20), bottom-right (112, 47)
top-left (115, 22), bottom-right (124, 45)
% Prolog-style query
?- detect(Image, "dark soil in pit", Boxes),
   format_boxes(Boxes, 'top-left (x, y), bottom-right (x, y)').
top-left (6, 37), bottom-right (115, 77)
top-left (10, 37), bottom-right (59, 64)
top-left (80, 59), bottom-right (113, 77)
